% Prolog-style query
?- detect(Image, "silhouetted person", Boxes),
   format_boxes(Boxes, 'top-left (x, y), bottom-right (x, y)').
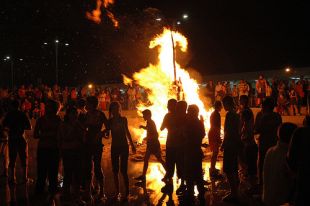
top-left (255, 97), bottom-right (282, 186)
top-left (0, 108), bottom-right (9, 178)
top-left (263, 122), bottom-right (297, 206)
top-left (81, 96), bottom-right (108, 202)
top-left (184, 104), bottom-right (205, 203)
top-left (221, 96), bottom-right (241, 203)
top-left (160, 99), bottom-right (177, 182)
top-left (174, 101), bottom-right (188, 194)
top-left (58, 107), bottom-right (84, 199)
top-left (33, 99), bottom-right (61, 200)
top-left (239, 95), bottom-right (257, 188)
top-left (108, 102), bottom-right (136, 200)
top-left (136, 109), bottom-right (165, 181)
top-left (287, 115), bottom-right (310, 206)
top-left (3, 100), bottom-right (31, 184)
top-left (208, 100), bottom-right (222, 178)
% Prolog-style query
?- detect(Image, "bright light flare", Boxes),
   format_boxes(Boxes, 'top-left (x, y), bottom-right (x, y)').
top-left (182, 14), bottom-right (189, 19)
top-left (285, 67), bottom-right (291, 73)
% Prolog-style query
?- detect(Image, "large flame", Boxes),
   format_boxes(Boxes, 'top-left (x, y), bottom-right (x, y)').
top-left (86, 0), bottom-right (119, 27)
top-left (125, 28), bottom-right (212, 143)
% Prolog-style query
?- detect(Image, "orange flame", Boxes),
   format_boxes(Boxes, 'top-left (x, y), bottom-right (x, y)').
top-left (86, 0), bottom-right (119, 27)
top-left (125, 28), bottom-right (212, 143)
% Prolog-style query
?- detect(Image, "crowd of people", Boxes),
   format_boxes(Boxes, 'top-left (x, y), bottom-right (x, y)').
top-left (0, 84), bottom-right (146, 120)
top-left (0, 74), bottom-right (309, 205)
top-left (0, 91), bottom-right (309, 205)
top-left (205, 75), bottom-right (309, 115)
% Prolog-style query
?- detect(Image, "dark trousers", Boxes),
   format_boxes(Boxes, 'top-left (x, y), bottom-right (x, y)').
top-left (166, 147), bottom-right (185, 179)
top-left (83, 145), bottom-right (104, 184)
top-left (165, 147), bottom-right (177, 179)
top-left (36, 148), bottom-right (60, 194)
top-left (258, 146), bottom-right (269, 185)
top-left (62, 149), bottom-right (81, 192)
top-left (8, 138), bottom-right (28, 169)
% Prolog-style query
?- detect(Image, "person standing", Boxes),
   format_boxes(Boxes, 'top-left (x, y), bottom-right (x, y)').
top-left (184, 105), bottom-right (206, 203)
top-left (0, 108), bottom-right (9, 178)
top-left (221, 96), bottom-right (241, 203)
top-left (256, 75), bottom-right (267, 106)
top-left (33, 100), bottom-right (61, 200)
top-left (161, 99), bottom-right (177, 182)
top-left (58, 107), bottom-right (84, 198)
top-left (3, 100), bottom-right (31, 184)
top-left (108, 102), bottom-right (136, 200)
top-left (208, 101), bottom-right (222, 178)
top-left (239, 95), bottom-right (257, 188)
top-left (81, 96), bottom-right (108, 202)
top-left (287, 115), bottom-right (310, 205)
top-left (254, 97), bottom-right (282, 187)
top-left (263, 123), bottom-right (297, 206)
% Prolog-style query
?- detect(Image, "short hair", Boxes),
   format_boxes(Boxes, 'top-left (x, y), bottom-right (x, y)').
top-left (167, 99), bottom-right (177, 111)
top-left (86, 96), bottom-right (98, 108)
top-left (214, 100), bottom-right (222, 110)
top-left (176, 101), bottom-right (188, 113)
top-left (278, 123), bottom-right (297, 144)
top-left (109, 101), bottom-right (121, 112)
top-left (64, 107), bottom-right (78, 122)
top-left (239, 95), bottom-right (249, 106)
top-left (222, 96), bottom-right (234, 108)
top-left (262, 97), bottom-right (275, 111)
top-left (142, 109), bottom-right (152, 118)
top-left (46, 99), bottom-right (59, 115)
top-left (241, 109), bottom-right (252, 122)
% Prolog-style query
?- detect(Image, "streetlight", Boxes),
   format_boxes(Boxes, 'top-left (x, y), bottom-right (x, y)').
top-left (3, 56), bottom-right (23, 90)
top-left (43, 39), bottom-right (69, 85)
top-left (285, 67), bottom-right (291, 73)
top-left (182, 14), bottom-right (189, 20)
top-left (55, 39), bottom-right (59, 85)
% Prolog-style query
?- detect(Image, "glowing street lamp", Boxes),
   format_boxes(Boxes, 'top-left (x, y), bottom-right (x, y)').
top-left (182, 14), bottom-right (189, 20)
top-left (285, 67), bottom-right (291, 73)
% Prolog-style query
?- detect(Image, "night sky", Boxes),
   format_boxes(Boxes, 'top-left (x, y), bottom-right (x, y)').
top-left (1, 0), bottom-right (310, 86)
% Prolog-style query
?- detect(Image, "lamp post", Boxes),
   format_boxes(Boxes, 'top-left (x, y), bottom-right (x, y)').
top-left (43, 40), bottom-right (69, 85)
top-left (4, 56), bottom-right (14, 90)
top-left (55, 39), bottom-right (59, 85)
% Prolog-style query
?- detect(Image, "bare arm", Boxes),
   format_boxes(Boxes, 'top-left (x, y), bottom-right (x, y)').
top-left (125, 118), bottom-right (136, 153)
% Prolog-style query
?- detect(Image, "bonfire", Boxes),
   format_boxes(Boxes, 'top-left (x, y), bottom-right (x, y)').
top-left (124, 28), bottom-right (212, 144)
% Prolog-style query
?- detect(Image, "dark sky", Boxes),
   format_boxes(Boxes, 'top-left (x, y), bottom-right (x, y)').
top-left (1, 0), bottom-right (310, 85)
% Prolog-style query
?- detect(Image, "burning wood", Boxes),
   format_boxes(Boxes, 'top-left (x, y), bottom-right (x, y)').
top-left (123, 28), bottom-right (212, 143)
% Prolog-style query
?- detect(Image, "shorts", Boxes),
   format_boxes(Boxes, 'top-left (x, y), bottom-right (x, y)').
top-left (147, 141), bottom-right (161, 158)
top-left (223, 147), bottom-right (239, 174)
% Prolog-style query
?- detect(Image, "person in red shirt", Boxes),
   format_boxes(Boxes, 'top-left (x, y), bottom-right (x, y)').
top-left (295, 81), bottom-right (304, 114)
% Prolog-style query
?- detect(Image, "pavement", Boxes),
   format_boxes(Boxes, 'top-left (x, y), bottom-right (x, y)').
top-left (0, 109), bottom-right (306, 206)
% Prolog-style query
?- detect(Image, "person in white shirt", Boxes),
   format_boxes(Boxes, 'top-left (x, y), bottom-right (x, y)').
top-left (263, 122), bottom-right (297, 206)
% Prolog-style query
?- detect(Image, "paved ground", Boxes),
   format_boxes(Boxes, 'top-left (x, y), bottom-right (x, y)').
top-left (0, 109), bottom-right (306, 206)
